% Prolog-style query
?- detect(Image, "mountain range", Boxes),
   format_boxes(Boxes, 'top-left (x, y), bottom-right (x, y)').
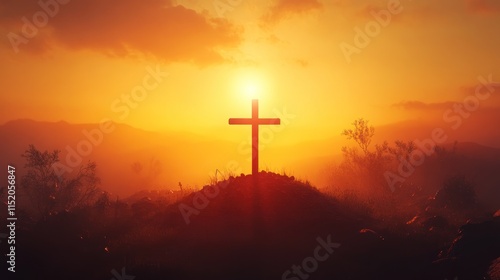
top-left (1, 119), bottom-right (499, 207)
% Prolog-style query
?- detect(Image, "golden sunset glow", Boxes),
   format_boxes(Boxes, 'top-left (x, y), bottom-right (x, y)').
top-left (241, 78), bottom-right (261, 100)
top-left (0, 0), bottom-right (499, 191)
top-left (2, 1), bottom-right (500, 279)
top-left (233, 69), bottom-right (266, 100)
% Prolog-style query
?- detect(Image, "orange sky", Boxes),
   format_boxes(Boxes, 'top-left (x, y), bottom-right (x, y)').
top-left (1, 0), bottom-right (500, 145)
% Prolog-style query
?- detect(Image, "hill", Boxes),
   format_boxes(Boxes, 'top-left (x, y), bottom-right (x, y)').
top-left (2, 119), bottom-right (500, 205)
top-left (0, 119), bottom-right (238, 196)
top-left (11, 172), bottom-right (499, 280)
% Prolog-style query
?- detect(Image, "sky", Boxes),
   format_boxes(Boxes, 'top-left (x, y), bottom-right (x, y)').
top-left (1, 0), bottom-right (500, 146)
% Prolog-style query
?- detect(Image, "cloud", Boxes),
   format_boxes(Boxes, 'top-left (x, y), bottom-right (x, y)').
top-left (395, 76), bottom-right (500, 111)
top-left (466, 0), bottom-right (500, 15)
top-left (392, 101), bottom-right (455, 111)
top-left (0, 0), bottom-right (243, 65)
top-left (392, 100), bottom-right (457, 111)
top-left (295, 59), bottom-right (308, 68)
top-left (261, 0), bottom-right (322, 25)
top-left (395, 89), bottom-right (500, 113)
top-left (461, 82), bottom-right (500, 97)
top-left (460, 78), bottom-right (500, 107)
top-left (354, 1), bottom-right (447, 25)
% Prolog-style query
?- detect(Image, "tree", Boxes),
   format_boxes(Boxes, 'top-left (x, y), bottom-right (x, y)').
top-left (388, 140), bottom-right (416, 162)
top-left (434, 176), bottom-right (476, 209)
top-left (131, 161), bottom-right (143, 175)
top-left (341, 118), bottom-right (375, 155)
top-left (131, 157), bottom-right (162, 187)
top-left (21, 145), bottom-right (100, 219)
top-left (337, 119), bottom-right (404, 194)
top-left (94, 191), bottom-right (112, 211)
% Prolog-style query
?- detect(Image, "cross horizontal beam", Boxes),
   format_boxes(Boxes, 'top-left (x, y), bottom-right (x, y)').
top-left (228, 118), bottom-right (281, 125)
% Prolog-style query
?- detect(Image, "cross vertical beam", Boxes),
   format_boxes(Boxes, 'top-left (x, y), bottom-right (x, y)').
top-left (229, 99), bottom-right (281, 176)
top-left (252, 99), bottom-right (259, 176)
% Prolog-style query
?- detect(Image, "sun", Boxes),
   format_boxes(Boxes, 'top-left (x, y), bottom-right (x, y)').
top-left (234, 69), bottom-right (266, 100)
top-left (242, 80), bottom-right (261, 99)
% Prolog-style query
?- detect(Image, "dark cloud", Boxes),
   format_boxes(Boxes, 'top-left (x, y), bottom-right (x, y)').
top-left (392, 101), bottom-right (454, 111)
top-left (354, 1), bottom-right (444, 24)
top-left (295, 59), bottom-right (308, 68)
top-left (261, 0), bottom-right (322, 25)
top-left (1, 0), bottom-right (243, 64)
top-left (466, 0), bottom-right (500, 15)
top-left (461, 82), bottom-right (500, 97)
top-left (395, 76), bottom-right (500, 111)
top-left (395, 85), bottom-right (500, 112)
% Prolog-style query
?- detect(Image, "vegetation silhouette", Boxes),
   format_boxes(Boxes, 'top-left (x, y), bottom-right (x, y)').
top-left (2, 119), bottom-right (500, 280)
top-left (21, 145), bottom-right (100, 220)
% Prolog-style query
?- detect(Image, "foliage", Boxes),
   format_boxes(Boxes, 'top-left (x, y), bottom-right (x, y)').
top-left (21, 144), bottom-right (100, 219)
top-left (337, 119), bottom-right (421, 195)
top-left (131, 157), bottom-right (163, 187)
top-left (94, 191), bottom-right (112, 211)
top-left (341, 118), bottom-right (375, 155)
top-left (434, 176), bottom-right (476, 209)
top-left (337, 119), bottom-right (391, 193)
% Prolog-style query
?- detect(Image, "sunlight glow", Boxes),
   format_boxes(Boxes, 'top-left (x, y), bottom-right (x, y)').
top-left (234, 69), bottom-right (266, 100)
top-left (243, 80), bottom-right (260, 99)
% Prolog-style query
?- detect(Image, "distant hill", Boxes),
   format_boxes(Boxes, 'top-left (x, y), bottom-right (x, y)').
top-left (374, 117), bottom-right (500, 149)
top-left (0, 119), bottom-right (239, 196)
top-left (1, 119), bottom-right (499, 205)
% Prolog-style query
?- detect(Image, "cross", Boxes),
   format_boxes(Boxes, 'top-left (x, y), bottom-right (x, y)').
top-left (229, 99), bottom-right (281, 176)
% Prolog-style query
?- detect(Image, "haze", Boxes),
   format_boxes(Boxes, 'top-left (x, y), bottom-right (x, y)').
top-left (1, 0), bottom-right (500, 195)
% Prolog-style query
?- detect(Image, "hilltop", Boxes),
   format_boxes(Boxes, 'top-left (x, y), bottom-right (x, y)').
top-left (101, 173), bottom-right (450, 280)
top-left (125, 172), bottom-right (370, 279)
top-left (6, 172), bottom-right (500, 280)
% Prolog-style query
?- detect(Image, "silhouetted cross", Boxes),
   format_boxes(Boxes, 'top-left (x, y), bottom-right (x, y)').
top-left (229, 99), bottom-right (280, 176)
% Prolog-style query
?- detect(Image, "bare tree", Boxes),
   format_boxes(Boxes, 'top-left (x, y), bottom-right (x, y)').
top-left (21, 145), bottom-right (100, 219)
top-left (131, 161), bottom-right (143, 175)
top-left (337, 119), bottom-right (394, 194)
top-left (147, 157), bottom-right (162, 181)
top-left (341, 118), bottom-right (375, 155)
top-left (131, 157), bottom-right (162, 187)
top-left (388, 140), bottom-right (416, 162)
